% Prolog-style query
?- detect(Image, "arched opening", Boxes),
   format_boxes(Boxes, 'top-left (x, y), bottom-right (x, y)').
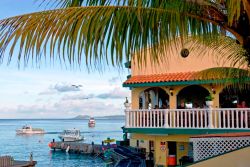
top-left (219, 85), bottom-right (250, 108)
top-left (177, 85), bottom-right (210, 108)
top-left (139, 87), bottom-right (169, 109)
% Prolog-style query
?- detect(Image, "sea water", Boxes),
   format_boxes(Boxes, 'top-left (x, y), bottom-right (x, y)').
top-left (0, 119), bottom-right (124, 166)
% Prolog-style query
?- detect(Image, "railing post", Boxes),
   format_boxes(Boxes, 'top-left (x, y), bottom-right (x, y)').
top-left (125, 109), bottom-right (129, 128)
top-left (208, 107), bottom-right (214, 129)
top-left (165, 110), bottom-right (169, 128)
top-left (124, 100), bottom-right (131, 128)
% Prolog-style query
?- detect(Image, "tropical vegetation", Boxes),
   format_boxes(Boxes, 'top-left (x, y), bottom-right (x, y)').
top-left (0, 0), bottom-right (249, 71)
top-left (205, 94), bottom-right (214, 101)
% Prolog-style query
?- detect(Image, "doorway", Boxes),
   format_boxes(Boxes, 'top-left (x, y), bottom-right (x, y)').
top-left (146, 140), bottom-right (155, 167)
top-left (168, 141), bottom-right (177, 155)
top-left (168, 141), bottom-right (177, 166)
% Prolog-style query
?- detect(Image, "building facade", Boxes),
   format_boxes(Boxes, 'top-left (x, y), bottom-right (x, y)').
top-left (122, 45), bottom-right (250, 166)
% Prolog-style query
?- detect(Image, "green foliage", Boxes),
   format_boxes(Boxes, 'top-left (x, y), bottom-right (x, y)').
top-left (205, 94), bottom-right (214, 101)
top-left (0, 0), bottom-right (246, 69)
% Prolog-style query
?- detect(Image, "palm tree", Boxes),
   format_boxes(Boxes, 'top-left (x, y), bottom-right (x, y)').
top-left (0, 0), bottom-right (249, 69)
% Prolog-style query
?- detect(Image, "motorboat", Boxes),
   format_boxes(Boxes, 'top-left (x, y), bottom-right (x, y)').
top-left (58, 129), bottom-right (84, 142)
top-left (16, 125), bottom-right (45, 134)
top-left (88, 117), bottom-right (95, 127)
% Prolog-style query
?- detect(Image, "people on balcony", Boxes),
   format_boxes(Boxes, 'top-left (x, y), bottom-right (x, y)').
top-left (177, 100), bottom-right (186, 109)
top-left (154, 105), bottom-right (159, 109)
top-left (161, 104), bottom-right (168, 109)
top-left (237, 101), bottom-right (248, 108)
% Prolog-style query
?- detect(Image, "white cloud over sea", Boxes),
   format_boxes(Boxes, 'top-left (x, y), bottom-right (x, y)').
top-left (0, 98), bottom-right (124, 119)
top-left (0, 67), bottom-right (129, 118)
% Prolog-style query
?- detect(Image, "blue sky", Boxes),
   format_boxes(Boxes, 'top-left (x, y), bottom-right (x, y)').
top-left (0, 0), bottom-right (130, 118)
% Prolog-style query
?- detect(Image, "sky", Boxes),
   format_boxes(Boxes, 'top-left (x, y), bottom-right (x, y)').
top-left (0, 0), bottom-right (130, 119)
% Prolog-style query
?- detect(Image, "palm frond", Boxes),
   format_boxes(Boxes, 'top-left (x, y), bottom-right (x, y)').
top-left (38, 0), bottom-right (84, 8)
top-left (0, 5), bottom-right (224, 68)
top-left (196, 67), bottom-right (250, 89)
top-left (0, 0), bottom-right (248, 69)
top-left (185, 35), bottom-right (248, 68)
top-left (37, 0), bottom-right (244, 26)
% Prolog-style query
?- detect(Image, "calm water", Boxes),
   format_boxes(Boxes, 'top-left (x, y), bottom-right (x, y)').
top-left (0, 119), bottom-right (124, 167)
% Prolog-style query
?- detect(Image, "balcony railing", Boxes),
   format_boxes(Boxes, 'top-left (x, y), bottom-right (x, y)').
top-left (124, 108), bottom-right (250, 129)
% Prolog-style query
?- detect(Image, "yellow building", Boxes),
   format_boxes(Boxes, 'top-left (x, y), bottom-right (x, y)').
top-left (122, 45), bottom-right (250, 166)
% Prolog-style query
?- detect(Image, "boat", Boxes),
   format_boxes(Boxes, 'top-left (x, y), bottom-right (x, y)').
top-left (58, 129), bottom-right (84, 142)
top-left (88, 117), bottom-right (95, 127)
top-left (16, 125), bottom-right (45, 134)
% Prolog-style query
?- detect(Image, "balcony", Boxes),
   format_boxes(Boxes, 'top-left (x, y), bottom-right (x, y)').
top-left (124, 108), bottom-right (250, 134)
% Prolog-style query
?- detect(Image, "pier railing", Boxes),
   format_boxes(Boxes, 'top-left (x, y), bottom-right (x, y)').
top-left (125, 108), bottom-right (250, 129)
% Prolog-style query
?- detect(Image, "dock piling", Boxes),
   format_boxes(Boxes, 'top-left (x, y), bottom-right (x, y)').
top-left (49, 141), bottom-right (103, 155)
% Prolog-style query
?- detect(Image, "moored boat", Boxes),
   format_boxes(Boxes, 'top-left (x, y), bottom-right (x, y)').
top-left (58, 129), bottom-right (84, 142)
top-left (16, 125), bottom-right (45, 134)
top-left (88, 117), bottom-right (95, 127)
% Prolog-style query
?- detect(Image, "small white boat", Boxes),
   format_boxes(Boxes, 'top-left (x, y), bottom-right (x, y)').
top-left (58, 129), bottom-right (84, 142)
top-left (88, 117), bottom-right (95, 127)
top-left (16, 125), bottom-right (45, 135)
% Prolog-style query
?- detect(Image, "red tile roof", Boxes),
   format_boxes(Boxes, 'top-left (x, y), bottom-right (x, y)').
top-left (191, 132), bottom-right (250, 138)
top-left (124, 71), bottom-right (199, 84)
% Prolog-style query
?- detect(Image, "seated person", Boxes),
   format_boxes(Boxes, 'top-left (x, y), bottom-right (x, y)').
top-left (178, 100), bottom-right (186, 109)
top-left (154, 105), bottom-right (159, 109)
top-left (161, 104), bottom-right (168, 109)
top-left (237, 101), bottom-right (248, 108)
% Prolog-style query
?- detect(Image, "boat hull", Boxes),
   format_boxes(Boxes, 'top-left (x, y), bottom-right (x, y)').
top-left (88, 123), bottom-right (95, 127)
top-left (16, 130), bottom-right (45, 135)
top-left (59, 136), bottom-right (84, 142)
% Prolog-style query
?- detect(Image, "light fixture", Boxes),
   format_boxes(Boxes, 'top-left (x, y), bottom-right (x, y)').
top-left (211, 85), bottom-right (216, 94)
top-left (124, 97), bottom-right (130, 109)
top-left (169, 88), bottom-right (174, 96)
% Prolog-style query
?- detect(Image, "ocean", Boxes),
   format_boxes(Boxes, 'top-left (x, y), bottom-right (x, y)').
top-left (0, 119), bottom-right (124, 167)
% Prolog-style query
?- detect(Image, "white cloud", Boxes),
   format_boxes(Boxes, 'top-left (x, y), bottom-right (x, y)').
top-left (96, 87), bottom-right (129, 99)
top-left (60, 87), bottom-right (130, 100)
top-left (0, 64), bottom-right (128, 118)
top-left (0, 98), bottom-right (124, 119)
top-left (61, 93), bottom-right (94, 101)
top-left (54, 83), bottom-right (82, 92)
top-left (39, 83), bottom-right (82, 95)
top-left (108, 77), bottom-right (119, 84)
top-left (39, 89), bottom-right (57, 95)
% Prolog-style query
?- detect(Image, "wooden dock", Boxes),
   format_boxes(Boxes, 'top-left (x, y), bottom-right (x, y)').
top-left (12, 161), bottom-right (36, 167)
top-left (49, 141), bottom-right (104, 155)
top-left (0, 156), bottom-right (36, 167)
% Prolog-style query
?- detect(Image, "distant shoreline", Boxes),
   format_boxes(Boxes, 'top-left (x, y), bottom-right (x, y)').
top-left (72, 115), bottom-right (125, 120)
top-left (0, 115), bottom-right (125, 120)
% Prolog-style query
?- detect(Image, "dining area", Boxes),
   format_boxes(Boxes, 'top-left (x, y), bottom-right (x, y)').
top-left (125, 108), bottom-right (250, 130)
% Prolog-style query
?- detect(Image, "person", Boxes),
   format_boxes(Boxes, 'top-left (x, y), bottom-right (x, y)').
top-left (237, 100), bottom-right (248, 128)
top-left (177, 99), bottom-right (185, 109)
top-left (193, 102), bottom-right (200, 108)
top-left (154, 105), bottom-right (159, 109)
top-left (161, 104), bottom-right (168, 109)
top-left (237, 101), bottom-right (248, 108)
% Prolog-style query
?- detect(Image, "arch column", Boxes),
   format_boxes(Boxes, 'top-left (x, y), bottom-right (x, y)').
top-left (142, 92), bottom-right (146, 109)
top-left (169, 94), bottom-right (177, 109)
top-left (131, 88), bottom-right (143, 109)
top-left (212, 92), bottom-right (220, 108)
top-left (169, 86), bottom-right (184, 109)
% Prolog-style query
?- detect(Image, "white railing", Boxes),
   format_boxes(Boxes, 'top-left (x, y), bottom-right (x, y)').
top-left (125, 108), bottom-right (250, 129)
